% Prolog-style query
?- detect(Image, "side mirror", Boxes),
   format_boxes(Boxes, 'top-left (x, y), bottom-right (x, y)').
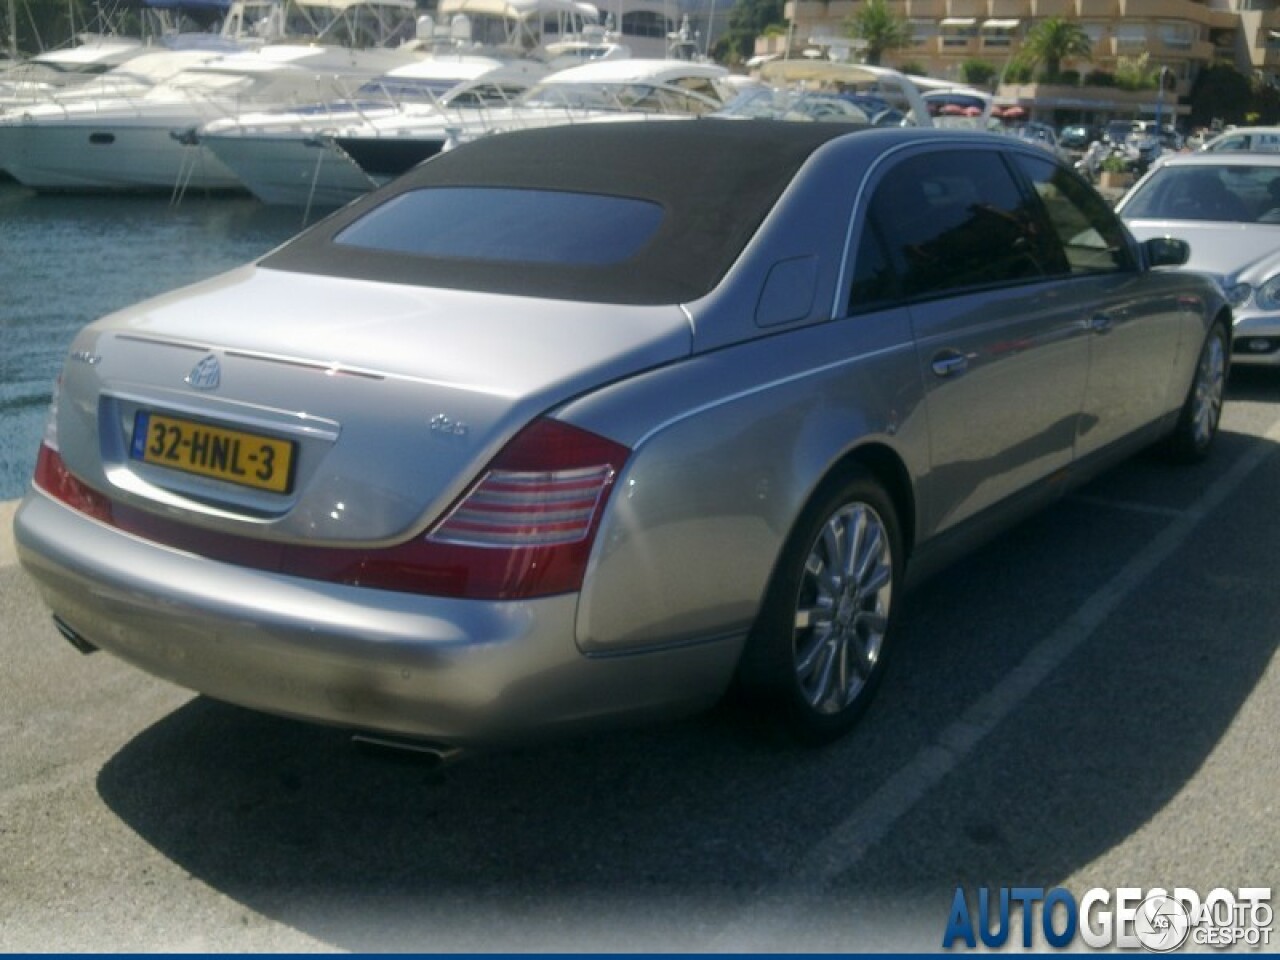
top-left (1144, 236), bottom-right (1190, 268)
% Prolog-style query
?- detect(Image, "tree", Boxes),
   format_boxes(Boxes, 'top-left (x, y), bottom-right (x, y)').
top-left (1019, 16), bottom-right (1091, 81)
top-left (8, 0), bottom-right (90, 55)
top-left (715, 0), bottom-right (786, 63)
top-left (960, 59), bottom-right (997, 86)
top-left (1114, 52), bottom-right (1157, 91)
top-left (1252, 76), bottom-right (1280, 125)
top-left (845, 0), bottom-right (911, 67)
top-left (1188, 64), bottom-right (1251, 128)
top-left (7, 0), bottom-right (183, 56)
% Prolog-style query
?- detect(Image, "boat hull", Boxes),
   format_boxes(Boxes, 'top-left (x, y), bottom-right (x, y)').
top-left (0, 120), bottom-right (244, 193)
top-left (201, 131), bottom-right (376, 207)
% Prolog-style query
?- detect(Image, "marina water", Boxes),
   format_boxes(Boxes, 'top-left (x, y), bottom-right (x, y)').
top-left (1, 180), bottom-right (303, 500)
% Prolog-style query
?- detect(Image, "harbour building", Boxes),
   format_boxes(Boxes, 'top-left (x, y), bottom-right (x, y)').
top-left (756, 0), bottom-right (1280, 127)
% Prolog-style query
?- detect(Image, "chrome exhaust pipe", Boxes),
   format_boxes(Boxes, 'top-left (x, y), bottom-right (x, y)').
top-left (52, 616), bottom-right (98, 655)
top-left (351, 733), bottom-right (465, 767)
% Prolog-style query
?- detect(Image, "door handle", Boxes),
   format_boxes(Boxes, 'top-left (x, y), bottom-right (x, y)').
top-left (1088, 313), bottom-right (1115, 335)
top-left (931, 350), bottom-right (969, 378)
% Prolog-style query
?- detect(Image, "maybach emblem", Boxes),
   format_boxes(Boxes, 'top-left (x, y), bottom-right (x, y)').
top-left (186, 355), bottom-right (221, 391)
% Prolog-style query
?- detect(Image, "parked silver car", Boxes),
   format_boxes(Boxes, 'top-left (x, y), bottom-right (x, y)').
top-left (1199, 126), bottom-right (1280, 154)
top-left (1118, 152), bottom-right (1280, 367)
top-left (15, 121), bottom-right (1229, 749)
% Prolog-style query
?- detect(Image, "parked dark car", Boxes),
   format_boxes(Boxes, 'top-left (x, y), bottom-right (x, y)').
top-left (1104, 119), bottom-right (1138, 144)
top-left (15, 121), bottom-right (1229, 751)
top-left (1059, 123), bottom-right (1098, 150)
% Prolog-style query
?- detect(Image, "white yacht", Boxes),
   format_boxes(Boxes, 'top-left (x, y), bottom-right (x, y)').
top-left (916, 81), bottom-right (996, 130)
top-left (199, 55), bottom-right (547, 207)
top-left (0, 0), bottom-right (272, 113)
top-left (421, 0), bottom-right (701, 67)
top-left (0, 0), bottom-right (422, 192)
top-left (440, 0), bottom-right (694, 61)
top-left (438, 0), bottom-right (599, 55)
top-left (541, 22), bottom-right (632, 68)
top-left (323, 58), bottom-right (737, 192)
top-left (754, 60), bottom-right (933, 128)
top-left (2, 47), bottom-right (233, 114)
top-left (0, 35), bottom-right (148, 109)
top-left (0, 42), bottom-right (424, 192)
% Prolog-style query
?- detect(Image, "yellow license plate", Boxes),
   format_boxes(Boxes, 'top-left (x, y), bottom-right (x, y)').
top-left (130, 411), bottom-right (295, 494)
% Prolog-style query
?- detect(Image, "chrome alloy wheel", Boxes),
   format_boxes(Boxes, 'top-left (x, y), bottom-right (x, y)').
top-left (792, 502), bottom-right (893, 715)
top-left (1191, 329), bottom-right (1226, 450)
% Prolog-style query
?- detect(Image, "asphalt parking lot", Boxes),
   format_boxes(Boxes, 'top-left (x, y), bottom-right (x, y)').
top-left (2, 371), bottom-right (1278, 952)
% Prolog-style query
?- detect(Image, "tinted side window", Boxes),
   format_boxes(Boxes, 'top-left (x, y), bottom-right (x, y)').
top-left (848, 216), bottom-right (899, 314)
top-left (870, 150), bottom-right (1056, 298)
top-left (1012, 153), bottom-right (1136, 274)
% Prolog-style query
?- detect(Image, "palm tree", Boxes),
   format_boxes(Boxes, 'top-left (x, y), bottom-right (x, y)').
top-left (1020, 17), bottom-right (1092, 81)
top-left (846, 0), bottom-right (912, 67)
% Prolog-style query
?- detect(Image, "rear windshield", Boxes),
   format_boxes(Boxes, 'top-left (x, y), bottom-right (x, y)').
top-left (261, 120), bottom-right (855, 305)
top-left (334, 187), bottom-right (665, 265)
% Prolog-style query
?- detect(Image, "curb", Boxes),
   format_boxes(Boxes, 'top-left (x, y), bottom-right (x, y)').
top-left (1, 499), bottom-right (19, 568)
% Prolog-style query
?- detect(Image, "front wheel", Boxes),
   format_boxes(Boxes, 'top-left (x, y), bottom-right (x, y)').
top-left (737, 469), bottom-right (903, 744)
top-left (1165, 321), bottom-right (1228, 463)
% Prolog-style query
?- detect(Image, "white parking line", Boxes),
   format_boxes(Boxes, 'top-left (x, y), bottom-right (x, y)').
top-left (709, 420), bottom-right (1280, 950)
top-left (1, 500), bottom-right (19, 569)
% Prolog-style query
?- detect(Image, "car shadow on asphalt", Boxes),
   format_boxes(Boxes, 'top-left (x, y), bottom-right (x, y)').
top-left (93, 426), bottom-right (1280, 952)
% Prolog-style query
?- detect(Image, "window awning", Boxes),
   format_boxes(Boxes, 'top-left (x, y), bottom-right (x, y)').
top-left (940, 17), bottom-right (976, 27)
top-left (982, 18), bottom-right (1020, 29)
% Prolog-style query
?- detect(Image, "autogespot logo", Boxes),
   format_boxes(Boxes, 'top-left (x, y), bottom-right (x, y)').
top-left (1135, 894), bottom-right (1191, 952)
top-left (942, 886), bottom-right (1273, 951)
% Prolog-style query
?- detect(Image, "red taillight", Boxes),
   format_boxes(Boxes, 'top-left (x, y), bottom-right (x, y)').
top-left (430, 419), bottom-right (625, 548)
top-left (34, 444), bottom-right (113, 524)
top-left (33, 418), bottom-right (630, 602)
top-left (401, 418), bottom-right (630, 597)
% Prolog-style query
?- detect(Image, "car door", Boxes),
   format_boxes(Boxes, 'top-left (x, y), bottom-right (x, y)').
top-left (856, 145), bottom-right (1093, 536)
top-left (1010, 151), bottom-right (1189, 457)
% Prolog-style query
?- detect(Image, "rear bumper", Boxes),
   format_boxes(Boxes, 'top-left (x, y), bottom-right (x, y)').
top-left (14, 490), bottom-right (740, 745)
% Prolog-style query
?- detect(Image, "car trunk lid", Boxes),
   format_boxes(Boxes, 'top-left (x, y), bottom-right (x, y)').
top-left (53, 265), bottom-right (691, 544)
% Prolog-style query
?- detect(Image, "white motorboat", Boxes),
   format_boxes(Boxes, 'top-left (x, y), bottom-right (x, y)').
top-left (917, 82), bottom-right (996, 130)
top-left (540, 21), bottom-right (631, 68)
top-left (0, 0), bottom-right (422, 192)
top-left (199, 55), bottom-right (547, 207)
top-left (0, 35), bottom-right (148, 109)
top-left (445, 0), bottom-right (688, 60)
top-left (197, 7), bottom-right (728, 211)
top-left (438, 0), bottom-right (599, 55)
top-left (2, 47), bottom-right (234, 114)
top-left (0, 0), bottom-right (268, 113)
top-left (754, 60), bottom-right (933, 128)
top-left (325, 58), bottom-right (738, 191)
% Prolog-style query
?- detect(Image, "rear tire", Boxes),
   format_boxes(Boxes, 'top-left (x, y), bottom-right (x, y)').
top-left (1165, 321), bottom-right (1228, 463)
top-left (737, 468), bottom-right (903, 744)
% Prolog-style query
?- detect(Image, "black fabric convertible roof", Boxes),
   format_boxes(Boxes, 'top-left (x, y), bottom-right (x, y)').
top-left (261, 120), bottom-right (861, 305)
